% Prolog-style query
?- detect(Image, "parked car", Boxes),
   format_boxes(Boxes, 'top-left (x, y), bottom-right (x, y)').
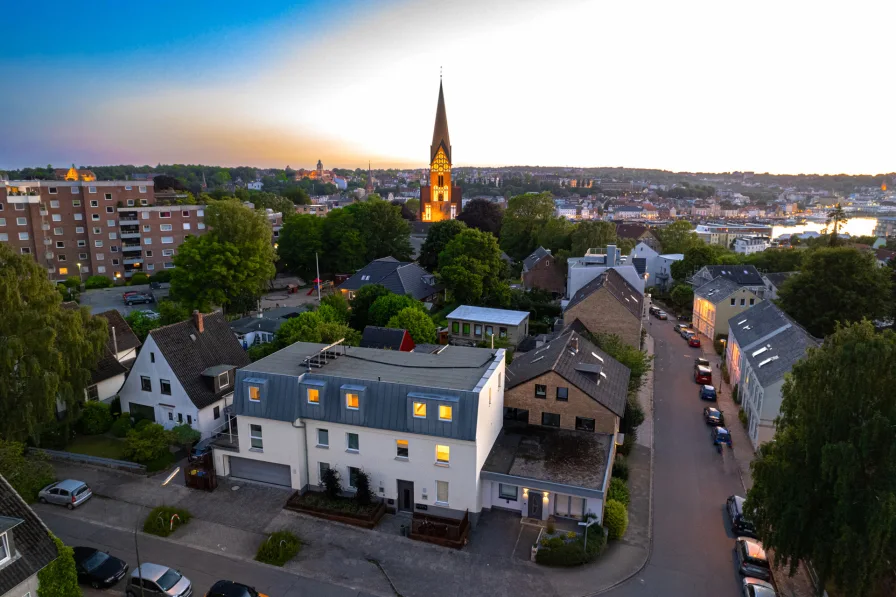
top-left (73, 547), bottom-right (129, 589)
top-left (655, 310), bottom-right (668, 320)
top-left (122, 291), bottom-right (140, 299)
top-left (695, 365), bottom-right (713, 385)
top-left (127, 564), bottom-right (192, 597)
top-left (703, 407), bottom-right (724, 426)
top-left (712, 426), bottom-right (732, 447)
top-left (682, 329), bottom-right (697, 341)
top-left (727, 495), bottom-right (758, 538)
top-left (649, 306), bottom-right (660, 316)
top-left (735, 537), bottom-right (771, 581)
top-left (139, 309), bottom-right (161, 320)
top-left (688, 335), bottom-right (701, 347)
top-left (205, 580), bottom-right (268, 597)
top-left (741, 577), bottom-right (776, 597)
top-left (699, 385), bottom-right (717, 401)
top-left (125, 293), bottom-right (155, 306)
top-left (695, 357), bottom-right (710, 369)
top-left (190, 437), bottom-right (215, 461)
top-left (674, 323), bottom-right (689, 334)
top-left (38, 480), bottom-right (92, 509)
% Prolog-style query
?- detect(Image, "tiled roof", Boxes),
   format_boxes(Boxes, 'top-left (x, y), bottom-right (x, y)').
top-left (566, 269), bottom-right (643, 319)
top-left (522, 246), bottom-right (551, 272)
top-left (338, 257), bottom-right (439, 301)
top-left (360, 326), bottom-right (408, 350)
top-left (763, 271), bottom-right (797, 291)
top-left (148, 312), bottom-right (251, 410)
top-left (694, 276), bottom-right (742, 304)
top-left (95, 309), bottom-right (142, 353)
top-left (60, 305), bottom-right (139, 384)
top-left (0, 476), bottom-right (58, 596)
top-left (615, 223), bottom-right (651, 239)
top-left (229, 307), bottom-right (305, 335)
top-left (505, 330), bottom-right (630, 417)
top-left (700, 265), bottom-right (764, 286)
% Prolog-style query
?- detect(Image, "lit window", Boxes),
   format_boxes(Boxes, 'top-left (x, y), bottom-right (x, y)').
top-left (307, 388), bottom-right (319, 404)
top-left (58, 267), bottom-right (68, 275)
top-left (250, 424), bottom-right (263, 450)
top-left (346, 393), bottom-right (359, 410)
top-left (413, 402), bottom-right (427, 418)
top-left (249, 386), bottom-right (260, 402)
top-left (435, 444), bottom-right (450, 464)
top-left (396, 439), bottom-right (409, 458)
top-left (436, 480), bottom-right (449, 505)
top-left (439, 405), bottom-right (452, 421)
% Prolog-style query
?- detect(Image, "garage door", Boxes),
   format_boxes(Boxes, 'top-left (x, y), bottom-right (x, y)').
top-left (228, 457), bottom-right (291, 487)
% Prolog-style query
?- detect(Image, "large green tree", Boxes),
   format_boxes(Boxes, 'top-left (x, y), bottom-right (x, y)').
top-left (276, 311), bottom-right (359, 346)
top-left (439, 228), bottom-right (509, 306)
top-left (387, 307), bottom-right (437, 343)
top-left (747, 322), bottom-right (896, 597)
top-left (368, 294), bottom-right (424, 327)
top-left (418, 219), bottom-right (467, 270)
top-left (457, 198), bottom-right (503, 236)
top-left (777, 247), bottom-right (892, 337)
top-left (0, 245), bottom-right (107, 443)
top-left (353, 200), bottom-right (413, 262)
top-left (322, 207), bottom-right (367, 273)
top-left (570, 221), bottom-right (617, 256)
top-left (655, 220), bottom-right (699, 254)
top-left (277, 214), bottom-right (324, 280)
top-left (348, 285), bottom-right (392, 330)
top-left (536, 217), bottom-right (574, 255)
top-left (0, 440), bottom-right (55, 502)
top-left (500, 192), bottom-right (555, 260)
top-left (669, 244), bottom-right (734, 281)
top-left (743, 248), bottom-right (804, 273)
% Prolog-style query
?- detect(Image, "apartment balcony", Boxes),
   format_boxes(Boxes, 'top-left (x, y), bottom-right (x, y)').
top-left (119, 217), bottom-right (139, 224)
top-left (6, 192), bottom-right (41, 203)
top-left (120, 232), bottom-right (141, 239)
top-left (43, 238), bottom-right (52, 245)
top-left (123, 257), bottom-right (143, 265)
top-left (123, 268), bottom-right (143, 277)
top-left (121, 244), bottom-right (142, 252)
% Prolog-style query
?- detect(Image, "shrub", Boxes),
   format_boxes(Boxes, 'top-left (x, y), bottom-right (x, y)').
top-left (129, 273), bottom-right (150, 285)
top-left (738, 408), bottom-right (748, 429)
top-left (721, 361), bottom-right (731, 385)
top-left (63, 277), bottom-right (82, 290)
top-left (134, 419), bottom-right (152, 431)
top-left (169, 424), bottom-right (201, 450)
top-left (0, 440), bottom-right (55, 503)
top-left (110, 416), bottom-right (131, 438)
top-left (143, 505), bottom-right (191, 537)
top-left (124, 423), bottom-right (170, 465)
top-left (353, 469), bottom-right (375, 506)
top-left (77, 402), bottom-right (113, 435)
top-left (109, 396), bottom-right (122, 418)
top-left (150, 270), bottom-right (172, 283)
top-left (620, 394), bottom-right (645, 436)
top-left (612, 456), bottom-right (629, 481)
top-left (38, 534), bottom-right (80, 597)
top-left (320, 466), bottom-right (342, 500)
top-left (255, 530), bottom-right (301, 566)
top-left (84, 275), bottom-right (114, 289)
top-left (535, 525), bottom-right (606, 566)
top-left (546, 520), bottom-right (556, 535)
top-left (604, 499), bottom-right (629, 540)
top-left (607, 478), bottom-right (630, 507)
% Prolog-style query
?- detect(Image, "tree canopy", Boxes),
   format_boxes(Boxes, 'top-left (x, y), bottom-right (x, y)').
top-left (387, 307), bottom-right (437, 344)
top-left (777, 247), bottom-right (892, 337)
top-left (439, 228), bottom-right (509, 306)
top-left (368, 294), bottom-right (424, 327)
top-left (570, 220), bottom-right (617, 257)
top-left (747, 322), bottom-right (896, 597)
top-left (38, 534), bottom-right (80, 597)
top-left (500, 192), bottom-right (555, 260)
top-left (349, 285), bottom-right (392, 330)
top-left (0, 245), bottom-right (107, 443)
top-left (655, 220), bottom-right (698, 254)
top-left (457, 198), bottom-right (503, 236)
top-left (418, 219), bottom-right (466, 271)
top-left (277, 214), bottom-right (323, 280)
top-left (536, 217), bottom-right (574, 255)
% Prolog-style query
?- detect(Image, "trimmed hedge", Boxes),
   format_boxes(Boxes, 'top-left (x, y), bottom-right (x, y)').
top-left (604, 500), bottom-right (629, 540)
top-left (255, 530), bottom-right (302, 566)
top-left (607, 477), bottom-right (630, 507)
top-left (535, 525), bottom-right (606, 566)
top-left (110, 416), bottom-right (132, 438)
top-left (77, 402), bottom-right (113, 435)
top-left (143, 506), bottom-right (191, 537)
top-left (612, 456), bottom-right (629, 481)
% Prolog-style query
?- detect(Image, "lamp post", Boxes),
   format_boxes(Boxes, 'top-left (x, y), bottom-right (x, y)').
top-left (76, 262), bottom-right (83, 285)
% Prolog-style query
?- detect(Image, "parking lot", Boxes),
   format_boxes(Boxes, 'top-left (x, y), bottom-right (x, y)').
top-left (80, 284), bottom-right (170, 316)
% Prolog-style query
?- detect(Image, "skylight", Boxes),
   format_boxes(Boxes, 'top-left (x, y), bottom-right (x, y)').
top-left (591, 352), bottom-right (604, 363)
top-left (752, 346), bottom-right (768, 357)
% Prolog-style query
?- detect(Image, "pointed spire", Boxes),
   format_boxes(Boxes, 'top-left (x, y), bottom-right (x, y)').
top-left (430, 79), bottom-right (451, 163)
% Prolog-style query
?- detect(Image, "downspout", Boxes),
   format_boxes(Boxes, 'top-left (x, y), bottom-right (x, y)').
top-left (292, 418), bottom-right (310, 492)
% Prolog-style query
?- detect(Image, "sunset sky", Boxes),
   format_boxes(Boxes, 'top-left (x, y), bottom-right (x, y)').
top-left (1, 0), bottom-right (892, 174)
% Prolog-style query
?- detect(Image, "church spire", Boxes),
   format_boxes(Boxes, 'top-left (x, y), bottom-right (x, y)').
top-left (430, 80), bottom-right (451, 163)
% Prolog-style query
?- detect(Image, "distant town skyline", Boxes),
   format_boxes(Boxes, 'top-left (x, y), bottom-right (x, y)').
top-left (1, 0), bottom-right (892, 175)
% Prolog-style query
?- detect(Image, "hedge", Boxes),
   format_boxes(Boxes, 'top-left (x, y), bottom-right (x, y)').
top-left (612, 456), bottom-right (629, 481)
top-left (255, 530), bottom-right (302, 566)
top-left (535, 524), bottom-right (606, 566)
top-left (607, 478), bottom-right (630, 507)
top-left (77, 402), bottom-right (113, 435)
top-left (110, 416), bottom-right (131, 438)
top-left (604, 500), bottom-right (629, 540)
top-left (143, 506), bottom-right (191, 537)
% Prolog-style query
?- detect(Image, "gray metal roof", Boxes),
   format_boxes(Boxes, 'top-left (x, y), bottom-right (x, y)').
top-left (697, 265), bottom-right (765, 287)
top-left (229, 307), bottom-right (305, 335)
top-left (446, 305), bottom-right (530, 326)
top-left (694, 276), bottom-right (741, 304)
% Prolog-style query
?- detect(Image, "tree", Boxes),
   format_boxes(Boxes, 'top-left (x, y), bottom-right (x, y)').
top-left (368, 294), bottom-right (423, 327)
top-left (282, 186), bottom-right (311, 205)
top-left (777, 247), bottom-right (892, 337)
top-left (670, 244), bottom-right (731, 281)
top-left (276, 311), bottom-right (359, 346)
top-left (38, 534), bottom-right (80, 597)
top-left (0, 246), bottom-right (107, 443)
top-left (670, 284), bottom-right (694, 309)
top-left (247, 191), bottom-right (296, 216)
top-left (277, 214), bottom-right (324, 280)
top-left (320, 293), bottom-right (350, 324)
top-left (500, 192), bottom-right (555, 260)
top-left (655, 220), bottom-right (699, 254)
top-left (353, 200), bottom-right (413, 262)
top-left (536, 217), bottom-right (574, 255)
top-left (743, 248), bottom-right (803, 273)
top-left (387, 307), bottom-right (437, 344)
top-left (391, 199), bottom-right (416, 221)
top-left (0, 440), bottom-right (55, 502)
top-left (570, 221), bottom-right (616, 256)
top-left (169, 423), bottom-right (201, 450)
top-left (746, 323), bottom-right (896, 597)
top-left (418, 220), bottom-right (466, 270)
top-left (152, 174), bottom-right (185, 191)
top-left (349, 285), bottom-right (391, 330)
top-left (129, 272), bottom-right (150, 285)
top-left (457, 198), bottom-right (503, 236)
top-left (826, 203), bottom-right (848, 247)
top-left (157, 300), bottom-right (190, 326)
top-left (125, 310), bottom-right (161, 341)
top-left (439, 228), bottom-right (509, 305)
top-left (404, 198), bottom-right (420, 216)
top-left (123, 423), bottom-right (170, 464)
top-left (322, 207), bottom-right (367, 273)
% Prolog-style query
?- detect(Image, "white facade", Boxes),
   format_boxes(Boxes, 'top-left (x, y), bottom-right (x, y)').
top-left (629, 242), bottom-right (683, 291)
top-left (92, 373), bottom-right (126, 403)
top-left (479, 479), bottom-right (604, 523)
top-left (738, 360), bottom-right (783, 449)
top-left (119, 335), bottom-right (230, 438)
top-left (733, 236), bottom-right (771, 255)
top-left (247, 181), bottom-right (263, 191)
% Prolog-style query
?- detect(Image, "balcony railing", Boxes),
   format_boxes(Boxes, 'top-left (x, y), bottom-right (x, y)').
top-left (119, 217), bottom-right (139, 223)
top-left (121, 244), bottom-right (142, 252)
top-left (120, 232), bottom-right (141, 239)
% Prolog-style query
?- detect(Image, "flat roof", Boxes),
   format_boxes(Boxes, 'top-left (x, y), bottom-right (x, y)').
top-left (446, 305), bottom-right (530, 326)
top-left (243, 341), bottom-right (500, 391)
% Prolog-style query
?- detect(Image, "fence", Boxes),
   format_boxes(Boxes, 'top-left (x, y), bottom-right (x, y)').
top-left (30, 448), bottom-right (147, 474)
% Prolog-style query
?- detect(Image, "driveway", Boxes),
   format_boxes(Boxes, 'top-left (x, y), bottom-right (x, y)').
top-left (81, 284), bottom-right (169, 316)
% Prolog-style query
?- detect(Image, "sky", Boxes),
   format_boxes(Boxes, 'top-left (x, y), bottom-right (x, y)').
top-left (1, 0), bottom-right (893, 175)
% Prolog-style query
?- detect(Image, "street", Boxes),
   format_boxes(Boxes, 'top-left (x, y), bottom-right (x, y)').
top-left (606, 315), bottom-right (746, 596)
top-left (40, 510), bottom-right (378, 597)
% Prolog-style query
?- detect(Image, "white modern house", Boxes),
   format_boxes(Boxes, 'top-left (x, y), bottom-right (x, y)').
top-left (628, 242), bottom-right (683, 291)
top-left (566, 245), bottom-right (645, 299)
top-left (119, 311), bottom-right (250, 438)
top-left (733, 236), bottom-right (771, 255)
top-left (725, 302), bottom-right (818, 449)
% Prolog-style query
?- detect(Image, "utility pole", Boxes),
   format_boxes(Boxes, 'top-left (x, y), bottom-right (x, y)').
top-left (315, 252), bottom-right (321, 303)
top-left (134, 511), bottom-right (145, 597)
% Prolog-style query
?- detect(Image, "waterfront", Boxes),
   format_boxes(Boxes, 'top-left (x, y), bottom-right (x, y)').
top-left (772, 216), bottom-right (878, 239)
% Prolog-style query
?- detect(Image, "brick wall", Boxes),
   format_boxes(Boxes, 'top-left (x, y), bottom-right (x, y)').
top-left (522, 257), bottom-right (565, 295)
top-left (564, 289), bottom-right (641, 349)
top-left (505, 371), bottom-right (618, 434)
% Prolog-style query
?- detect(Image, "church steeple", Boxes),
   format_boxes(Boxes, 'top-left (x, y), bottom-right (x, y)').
top-left (430, 80), bottom-right (451, 164)
top-left (420, 78), bottom-right (459, 222)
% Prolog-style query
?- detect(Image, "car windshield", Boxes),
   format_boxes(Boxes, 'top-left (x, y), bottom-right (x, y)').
top-left (156, 570), bottom-right (182, 591)
top-left (82, 551), bottom-right (109, 572)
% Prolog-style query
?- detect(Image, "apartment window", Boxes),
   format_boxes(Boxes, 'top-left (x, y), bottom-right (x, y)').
top-left (317, 429), bottom-right (328, 447)
top-left (91, 214), bottom-right (100, 221)
top-left (57, 254), bottom-right (66, 262)
top-left (141, 199), bottom-right (148, 206)
top-left (499, 327), bottom-right (507, 338)
top-left (749, 298), bottom-right (755, 305)
top-left (348, 466), bottom-right (360, 489)
top-left (436, 480), bottom-right (449, 505)
top-left (79, 252), bottom-right (88, 259)
top-left (56, 241), bottom-right (65, 248)
top-left (112, 258), bottom-right (119, 265)
top-left (413, 402), bottom-right (427, 418)
top-left (346, 433), bottom-right (359, 452)
top-left (346, 393), bottom-right (359, 410)
top-left (90, 200), bottom-right (98, 207)
top-left (147, 263), bottom-right (155, 270)
top-left (730, 298), bottom-right (736, 306)
top-left (0, 234), bottom-right (7, 242)
top-left (50, 200), bottom-right (59, 208)
top-left (183, 223), bottom-right (191, 230)
top-left (396, 439), bottom-right (409, 458)
top-left (249, 385), bottom-right (260, 402)
top-left (485, 325), bottom-right (493, 336)
top-left (58, 267), bottom-right (68, 275)
top-left (160, 379), bottom-right (171, 395)
top-left (104, 193), bottom-right (112, 201)
top-left (144, 238), bottom-right (152, 244)
top-left (160, 211), bottom-right (171, 218)
top-left (451, 321), bottom-right (459, 334)
top-left (439, 405), bottom-right (453, 421)
top-left (162, 249), bottom-right (174, 257)
top-left (92, 227), bottom-right (101, 234)
top-left (541, 412), bottom-right (560, 427)
top-left (16, 217), bottom-right (26, 226)
top-left (161, 237), bottom-right (174, 244)
top-left (145, 250), bottom-right (153, 257)
top-left (140, 376), bottom-right (151, 392)
top-left (18, 232), bottom-right (29, 241)
top-left (0, 218), bottom-right (4, 226)
top-left (435, 444), bottom-right (450, 464)
top-left (48, 187), bottom-right (58, 195)
top-left (125, 186), bottom-right (132, 191)
top-left (498, 483), bottom-right (518, 501)
top-left (95, 241), bottom-right (103, 247)
top-left (198, 209), bottom-right (204, 216)
top-left (142, 225), bottom-right (151, 232)
top-left (318, 462), bottom-right (329, 482)
top-left (51, 214), bottom-right (61, 222)
top-left (250, 424), bottom-right (263, 450)
top-left (139, 185), bottom-right (147, 193)
top-left (14, 204), bottom-right (24, 210)
top-left (164, 262), bottom-right (175, 269)
top-left (182, 210), bottom-right (190, 217)
top-left (535, 384), bottom-right (547, 398)
top-left (141, 211), bottom-right (149, 219)
top-left (160, 224), bottom-right (172, 231)
top-left (462, 323), bottom-right (470, 335)
top-left (213, 406), bottom-right (220, 419)
top-left (198, 223), bottom-right (206, 230)
top-left (575, 417), bottom-right (595, 432)
top-left (556, 387), bottom-right (569, 401)
top-left (217, 371), bottom-right (230, 389)
top-left (105, 206), bottom-right (114, 213)
top-left (74, 213), bottom-right (83, 221)
top-left (88, 186), bottom-right (97, 193)
top-left (54, 227), bottom-right (63, 235)
top-left (127, 199), bottom-right (135, 206)
top-left (97, 266), bottom-right (106, 274)
top-left (20, 247), bottom-right (30, 254)
top-left (73, 199), bottom-right (81, 206)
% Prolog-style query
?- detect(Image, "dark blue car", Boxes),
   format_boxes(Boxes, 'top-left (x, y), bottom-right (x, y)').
top-left (712, 426), bottom-right (732, 447)
top-left (699, 385), bottom-right (717, 401)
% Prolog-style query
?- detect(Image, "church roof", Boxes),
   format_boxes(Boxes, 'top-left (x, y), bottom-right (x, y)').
top-left (430, 81), bottom-right (452, 163)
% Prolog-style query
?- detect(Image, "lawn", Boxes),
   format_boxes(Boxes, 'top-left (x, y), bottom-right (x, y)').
top-left (67, 434), bottom-right (128, 460)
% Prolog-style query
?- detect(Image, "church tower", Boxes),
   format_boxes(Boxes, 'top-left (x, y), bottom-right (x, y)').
top-left (420, 80), bottom-right (461, 222)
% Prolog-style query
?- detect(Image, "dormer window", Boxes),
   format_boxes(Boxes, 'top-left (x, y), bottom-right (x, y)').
top-left (413, 402), bottom-right (427, 418)
top-left (249, 386), bottom-right (261, 402)
top-left (218, 371), bottom-right (230, 389)
top-left (307, 388), bottom-right (320, 404)
top-left (346, 393), bottom-right (359, 410)
top-left (439, 405), bottom-right (453, 421)
top-left (0, 530), bottom-right (10, 565)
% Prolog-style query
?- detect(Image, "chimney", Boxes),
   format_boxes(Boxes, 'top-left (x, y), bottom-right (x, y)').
top-left (571, 336), bottom-right (579, 354)
top-left (193, 310), bottom-right (204, 333)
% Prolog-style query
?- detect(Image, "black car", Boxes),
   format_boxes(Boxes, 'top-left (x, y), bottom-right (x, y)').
top-left (727, 495), bottom-right (758, 538)
top-left (206, 580), bottom-right (263, 597)
top-left (699, 385), bottom-right (717, 401)
top-left (125, 293), bottom-right (154, 306)
top-left (703, 407), bottom-right (724, 426)
top-left (73, 546), bottom-right (129, 588)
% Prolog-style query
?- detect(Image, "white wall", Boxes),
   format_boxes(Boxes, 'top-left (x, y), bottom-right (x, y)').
top-left (214, 415), bottom-right (307, 489)
top-left (480, 480), bottom-right (604, 523)
top-left (94, 373), bottom-right (126, 402)
top-left (474, 352), bottom-right (506, 511)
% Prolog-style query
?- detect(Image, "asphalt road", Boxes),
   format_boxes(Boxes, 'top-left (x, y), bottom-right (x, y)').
top-left (607, 316), bottom-right (747, 597)
top-left (40, 510), bottom-right (378, 597)
top-left (81, 284), bottom-right (169, 316)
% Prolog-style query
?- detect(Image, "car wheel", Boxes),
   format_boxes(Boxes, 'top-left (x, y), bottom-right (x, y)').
top-left (91, 582), bottom-right (101, 589)
top-left (67, 503), bottom-right (74, 510)
top-left (39, 497), bottom-right (47, 504)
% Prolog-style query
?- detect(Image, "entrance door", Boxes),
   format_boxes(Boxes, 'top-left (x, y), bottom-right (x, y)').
top-left (528, 490), bottom-right (543, 519)
top-left (397, 480), bottom-right (414, 512)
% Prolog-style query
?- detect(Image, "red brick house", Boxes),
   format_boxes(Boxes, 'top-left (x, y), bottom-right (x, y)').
top-left (521, 246), bottom-right (565, 295)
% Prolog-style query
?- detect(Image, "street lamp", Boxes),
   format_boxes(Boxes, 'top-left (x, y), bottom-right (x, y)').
top-left (578, 517), bottom-right (599, 552)
top-left (76, 262), bottom-right (83, 285)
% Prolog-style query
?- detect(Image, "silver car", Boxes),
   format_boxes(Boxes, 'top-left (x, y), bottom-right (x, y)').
top-left (742, 576), bottom-right (776, 597)
top-left (127, 564), bottom-right (192, 597)
top-left (38, 480), bottom-right (92, 509)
